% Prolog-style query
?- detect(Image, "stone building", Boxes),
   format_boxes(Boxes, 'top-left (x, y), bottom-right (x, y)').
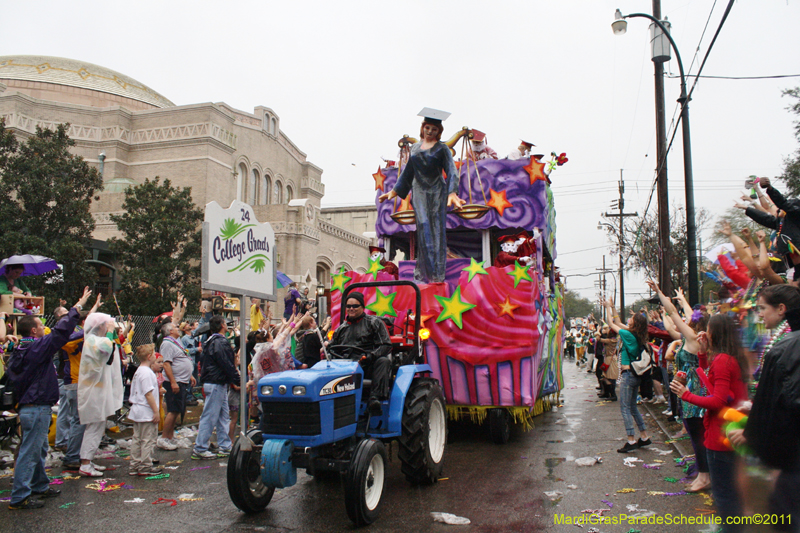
top-left (0, 55), bottom-right (376, 300)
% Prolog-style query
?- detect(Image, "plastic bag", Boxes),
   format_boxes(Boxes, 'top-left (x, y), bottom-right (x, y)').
top-left (431, 512), bottom-right (471, 525)
top-left (575, 456), bottom-right (601, 467)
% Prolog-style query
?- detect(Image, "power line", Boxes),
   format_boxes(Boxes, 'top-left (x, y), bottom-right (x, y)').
top-left (668, 73), bottom-right (800, 80)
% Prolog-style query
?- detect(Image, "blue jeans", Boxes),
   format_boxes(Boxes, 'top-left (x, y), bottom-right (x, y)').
top-left (619, 371), bottom-right (646, 437)
top-left (11, 405), bottom-right (52, 504)
top-left (60, 387), bottom-right (85, 464)
top-left (55, 380), bottom-right (69, 447)
top-left (194, 383), bottom-right (231, 453)
top-left (706, 449), bottom-right (743, 532)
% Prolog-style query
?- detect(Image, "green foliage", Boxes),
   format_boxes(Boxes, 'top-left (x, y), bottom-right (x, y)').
top-left (0, 121), bottom-right (102, 310)
top-left (109, 177), bottom-right (203, 316)
top-left (779, 87), bottom-right (800, 197)
top-left (563, 290), bottom-right (599, 320)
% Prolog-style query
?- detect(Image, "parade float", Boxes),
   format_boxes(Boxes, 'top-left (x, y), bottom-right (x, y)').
top-left (330, 128), bottom-right (566, 442)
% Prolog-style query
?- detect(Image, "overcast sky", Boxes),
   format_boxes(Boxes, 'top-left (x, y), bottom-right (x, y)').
top-left (3, 1), bottom-right (799, 304)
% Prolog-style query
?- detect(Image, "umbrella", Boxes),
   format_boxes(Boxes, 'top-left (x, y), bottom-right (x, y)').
top-left (0, 254), bottom-right (60, 276)
top-left (152, 311), bottom-right (173, 324)
top-left (276, 270), bottom-right (293, 289)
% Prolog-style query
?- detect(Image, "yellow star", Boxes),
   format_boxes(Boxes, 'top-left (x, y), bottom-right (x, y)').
top-left (496, 296), bottom-right (520, 319)
top-left (330, 267), bottom-right (352, 293)
top-left (523, 157), bottom-right (547, 185)
top-left (462, 257), bottom-right (488, 282)
top-left (434, 286), bottom-right (476, 329)
top-left (366, 258), bottom-right (385, 280)
top-left (367, 289), bottom-right (397, 317)
top-left (507, 261), bottom-right (532, 288)
top-left (372, 166), bottom-right (386, 191)
top-left (486, 188), bottom-right (514, 216)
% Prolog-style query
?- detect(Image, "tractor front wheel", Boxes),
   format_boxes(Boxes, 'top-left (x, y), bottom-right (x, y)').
top-left (398, 378), bottom-right (447, 485)
top-left (344, 438), bottom-right (387, 526)
top-left (227, 429), bottom-right (274, 513)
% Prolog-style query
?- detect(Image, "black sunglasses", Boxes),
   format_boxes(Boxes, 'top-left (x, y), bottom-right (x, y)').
top-left (345, 304), bottom-right (362, 309)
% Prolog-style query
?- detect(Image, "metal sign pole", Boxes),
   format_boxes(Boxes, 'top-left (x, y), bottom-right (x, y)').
top-left (238, 294), bottom-right (252, 451)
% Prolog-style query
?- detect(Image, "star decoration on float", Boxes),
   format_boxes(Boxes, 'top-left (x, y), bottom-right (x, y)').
top-left (496, 296), bottom-right (520, 318)
top-left (454, 160), bottom-right (465, 170)
top-left (366, 258), bottom-right (385, 280)
top-left (372, 167), bottom-right (386, 191)
top-left (523, 156), bottom-right (547, 185)
top-left (462, 257), bottom-right (488, 282)
top-left (330, 267), bottom-right (352, 293)
top-left (434, 286), bottom-right (476, 329)
top-left (367, 289), bottom-right (397, 317)
top-left (487, 188), bottom-right (514, 216)
top-left (507, 261), bottom-right (532, 288)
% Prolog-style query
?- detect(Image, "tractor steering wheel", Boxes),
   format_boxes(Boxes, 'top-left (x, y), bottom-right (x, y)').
top-left (327, 344), bottom-right (371, 361)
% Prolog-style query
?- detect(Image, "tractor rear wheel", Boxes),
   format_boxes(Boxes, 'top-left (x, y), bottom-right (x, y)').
top-left (488, 408), bottom-right (511, 444)
top-left (227, 429), bottom-right (274, 513)
top-left (398, 378), bottom-right (447, 485)
top-left (344, 438), bottom-right (386, 526)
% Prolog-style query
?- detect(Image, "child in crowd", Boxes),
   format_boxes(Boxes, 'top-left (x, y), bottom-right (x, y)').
top-left (128, 346), bottom-right (164, 476)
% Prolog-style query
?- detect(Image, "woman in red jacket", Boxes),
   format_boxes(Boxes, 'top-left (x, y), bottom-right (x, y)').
top-left (670, 314), bottom-right (749, 533)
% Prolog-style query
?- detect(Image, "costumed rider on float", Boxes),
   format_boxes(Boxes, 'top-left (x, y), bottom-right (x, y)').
top-left (369, 245), bottom-right (398, 278)
top-left (327, 292), bottom-right (392, 416)
top-left (493, 234), bottom-right (533, 268)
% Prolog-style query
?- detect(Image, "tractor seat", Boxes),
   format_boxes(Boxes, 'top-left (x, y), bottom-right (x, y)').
top-left (361, 379), bottom-right (372, 398)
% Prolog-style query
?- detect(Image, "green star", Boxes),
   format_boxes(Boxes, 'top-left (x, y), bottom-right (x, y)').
top-left (330, 266), bottom-right (352, 293)
top-left (366, 258), bottom-right (385, 280)
top-left (367, 289), bottom-right (398, 317)
top-left (507, 261), bottom-right (532, 288)
top-left (434, 286), bottom-right (476, 329)
top-left (462, 257), bottom-right (488, 282)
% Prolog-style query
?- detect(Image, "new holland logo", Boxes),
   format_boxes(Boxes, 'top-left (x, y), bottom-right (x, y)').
top-left (320, 374), bottom-right (359, 396)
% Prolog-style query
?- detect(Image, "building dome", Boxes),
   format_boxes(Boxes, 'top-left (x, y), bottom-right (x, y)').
top-left (0, 55), bottom-right (174, 110)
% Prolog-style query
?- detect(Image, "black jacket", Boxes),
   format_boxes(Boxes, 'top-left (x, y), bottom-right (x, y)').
top-left (329, 314), bottom-right (391, 361)
top-left (744, 330), bottom-right (800, 471)
top-left (199, 333), bottom-right (240, 386)
top-left (745, 186), bottom-right (800, 261)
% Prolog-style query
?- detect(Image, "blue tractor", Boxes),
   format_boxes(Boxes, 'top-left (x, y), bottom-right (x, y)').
top-left (227, 280), bottom-right (447, 526)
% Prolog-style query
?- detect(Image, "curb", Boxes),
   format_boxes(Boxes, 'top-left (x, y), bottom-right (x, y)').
top-left (643, 401), bottom-right (693, 457)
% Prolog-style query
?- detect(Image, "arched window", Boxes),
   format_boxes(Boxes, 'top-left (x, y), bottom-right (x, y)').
top-left (262, 175), bottom-right (272, 205)
top-left (238, 162), bottom-right (248, 202)
top-left (274, 180), bottom-right (283, 204)
top-left (271, 118), bottom-right (277, 135)
top-left (286, 184), bottom-right (294, 202)
top-left (316, 263), bottom-right (330, 287)
top-left (248, 169), bottom-right (259, 205)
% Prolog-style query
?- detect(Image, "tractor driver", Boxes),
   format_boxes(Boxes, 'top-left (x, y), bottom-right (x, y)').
top-left (328, 292), bottom-right (392, 416)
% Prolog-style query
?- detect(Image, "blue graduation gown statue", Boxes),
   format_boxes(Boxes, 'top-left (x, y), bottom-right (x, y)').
top-left (393, 141), bottom-right (460, 283)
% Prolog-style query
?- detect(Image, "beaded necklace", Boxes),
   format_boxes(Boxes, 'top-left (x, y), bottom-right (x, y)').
top-left (751, 319), bottom-right (790, 395)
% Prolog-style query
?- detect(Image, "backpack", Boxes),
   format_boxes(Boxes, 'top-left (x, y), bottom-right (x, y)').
top-left (630, 343), bottom-right (653, 377)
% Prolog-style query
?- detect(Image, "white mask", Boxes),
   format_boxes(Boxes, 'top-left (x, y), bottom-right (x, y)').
top-left (500, 241), bottom-right (518, 253)
top-left (370, 252), bottom-right (382, 261)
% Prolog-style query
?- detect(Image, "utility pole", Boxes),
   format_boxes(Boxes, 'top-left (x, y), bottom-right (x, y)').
top-left (595, 255), bottom-right (613, 323)
top-left (652, 0), bottom-right (672, 297)
top-left (604, 171), bottom-right (638, 322)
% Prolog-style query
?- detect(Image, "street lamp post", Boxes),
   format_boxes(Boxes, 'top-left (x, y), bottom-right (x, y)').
top-left (613, 9), bottom-right (698, 306)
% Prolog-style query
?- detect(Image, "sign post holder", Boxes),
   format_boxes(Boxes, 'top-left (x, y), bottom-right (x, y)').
top-left (202, 200), bottom-right (276, 451)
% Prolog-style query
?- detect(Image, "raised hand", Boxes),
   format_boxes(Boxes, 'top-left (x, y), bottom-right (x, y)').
top-left (76, 286), bottom-right (92, 309)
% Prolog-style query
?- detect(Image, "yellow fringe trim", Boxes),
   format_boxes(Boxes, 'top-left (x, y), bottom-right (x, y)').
top-left (445, 394), bottom-right (560, 432)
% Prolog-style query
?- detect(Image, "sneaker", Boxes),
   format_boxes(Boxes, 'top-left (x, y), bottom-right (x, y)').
top-left (637, 438), bottom-right (652, 447)
top-left (208, 442), bottom-right (219, 452)
top-left (90, 462), bottom-right (107, 472)
top-left (654, 395), bottom-right (666, 403)
top-left (662, 409), bottom-right (673, 416)
top-left (31, 487), bottom-right (61, 499)
top-left (157, 437), bottom-right (178, 451)
top-left (137, 466), bottom-right (164, 476)
top-left (8, 497), bottom-right (45, 510)
top-left (191, 450), bottom-right (217, 460)
top-left (79, 464), bottom-right (103, 477)
top-left (129, 468), bottom-right (140, 476)
top-left (617, 441), bottom-right (640, 453)
top-left (216, 449), bottom-right (231, 458)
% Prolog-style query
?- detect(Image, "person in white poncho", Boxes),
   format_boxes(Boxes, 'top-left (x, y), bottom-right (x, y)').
top-left (77, 312), bottom-right (123, 477)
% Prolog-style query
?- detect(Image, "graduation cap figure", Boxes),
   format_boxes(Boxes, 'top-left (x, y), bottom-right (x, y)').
top-left (418, 107), bottom-right (451, 126)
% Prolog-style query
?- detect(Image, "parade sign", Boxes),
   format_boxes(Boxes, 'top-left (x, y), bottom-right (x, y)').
top-left (202, 200), bottom-right (276, 301)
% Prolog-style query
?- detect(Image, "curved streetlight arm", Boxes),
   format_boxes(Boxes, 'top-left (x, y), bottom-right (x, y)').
top-left (620, 12), bottom-right (688, 102)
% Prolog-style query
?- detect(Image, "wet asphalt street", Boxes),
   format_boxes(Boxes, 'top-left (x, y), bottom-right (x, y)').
top-left (2, 363), bottom-right (750, 533)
